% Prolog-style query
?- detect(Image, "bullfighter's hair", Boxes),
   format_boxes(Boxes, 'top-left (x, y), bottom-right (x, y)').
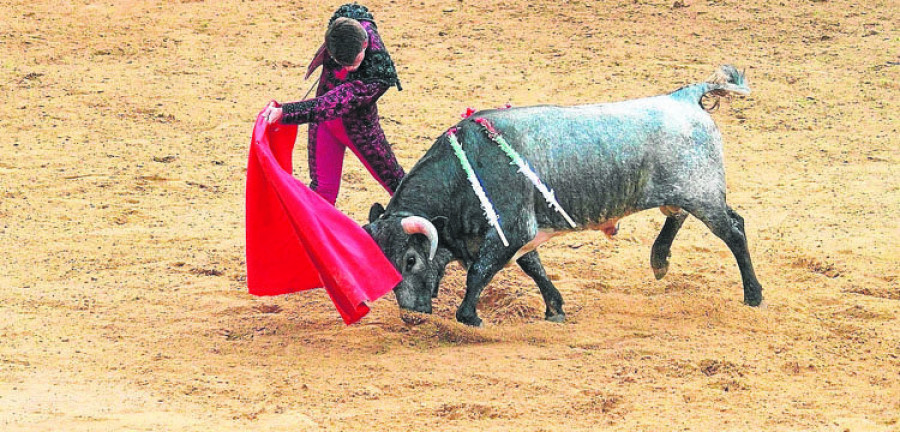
top-left (326, 18), bottom-right (368, 66)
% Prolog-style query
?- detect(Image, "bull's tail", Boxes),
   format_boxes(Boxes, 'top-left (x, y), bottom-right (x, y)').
top-left (670, 65), bottom-right (750, 111)
top-left (705, 65), bottom-right (750, 96)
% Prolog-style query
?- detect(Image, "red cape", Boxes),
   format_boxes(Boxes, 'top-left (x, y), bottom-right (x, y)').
top-left (245, 104), bottom-right (401, 324)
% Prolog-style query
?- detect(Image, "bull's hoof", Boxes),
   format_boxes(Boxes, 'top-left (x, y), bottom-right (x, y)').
top-left (744, 295), bottom-right (763, 307)
top-left (650, 249), bottom-right (670, 280)
top-left (400, 310), bottom-right (429, 325)
top-left (652, 263), bottom-right (669, 280)
top-left (545, 312), bottom-right (566, 323)
top-left (744, 288), bottom-right (762, 307)
top-left (456, 311), bottom-right (483, 328)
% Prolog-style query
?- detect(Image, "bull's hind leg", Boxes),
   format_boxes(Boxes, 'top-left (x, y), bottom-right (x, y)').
top-left (687, 204), bottom-right (763, 306)
top-left (517, 251), bottom-right (565, 322)
top-left (651, 207), bottom-right (689, 280)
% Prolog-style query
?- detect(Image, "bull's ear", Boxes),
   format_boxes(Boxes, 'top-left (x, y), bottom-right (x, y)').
top-left (368, 203), bottom-right (385, 223)
top-left (431, 216), bottom-right (449, 240)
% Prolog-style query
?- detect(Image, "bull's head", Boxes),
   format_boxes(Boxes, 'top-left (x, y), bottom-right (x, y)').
top-left (364, 203), bottom-right (454, 315)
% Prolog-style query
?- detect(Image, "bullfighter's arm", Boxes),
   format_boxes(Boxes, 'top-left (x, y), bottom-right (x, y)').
top-left (279, 80), bottom-right (387, 125)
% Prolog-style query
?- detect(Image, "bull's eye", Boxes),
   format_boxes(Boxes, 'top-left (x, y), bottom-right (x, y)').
top-left (405, 255), bottom-right (417, 272)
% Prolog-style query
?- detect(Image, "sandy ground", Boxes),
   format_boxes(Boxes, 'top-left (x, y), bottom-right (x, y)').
top-left (1, 0), bottom-right (898, 430)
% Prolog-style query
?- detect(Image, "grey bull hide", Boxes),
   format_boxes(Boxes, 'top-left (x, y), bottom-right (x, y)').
top-left (364, 65), bottom-right (763, 327)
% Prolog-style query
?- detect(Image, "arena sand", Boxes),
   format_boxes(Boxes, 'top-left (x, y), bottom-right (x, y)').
top-left (1, 0), bottom-right (897, 430)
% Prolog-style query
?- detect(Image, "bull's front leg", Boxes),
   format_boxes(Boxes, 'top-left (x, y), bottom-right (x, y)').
top-left (456, 233), bottom-right (522, 327)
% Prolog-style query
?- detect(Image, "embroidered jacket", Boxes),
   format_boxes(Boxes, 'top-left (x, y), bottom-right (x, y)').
top-left (281, 4), bottom-right (401, 124)
top-left (280, 3), bottom-right (405, 193)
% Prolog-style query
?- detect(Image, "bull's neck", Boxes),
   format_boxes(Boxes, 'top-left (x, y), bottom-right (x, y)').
top-left (384, 151), bottom-right (456, 220)
top-left (386, 182), bottom-right (454, 221)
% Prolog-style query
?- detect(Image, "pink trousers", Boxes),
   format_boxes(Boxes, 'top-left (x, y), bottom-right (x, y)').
top-left (312, 118), bottom-right (394, 205)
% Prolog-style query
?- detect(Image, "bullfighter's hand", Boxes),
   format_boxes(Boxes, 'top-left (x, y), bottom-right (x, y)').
top-left (263, 103), bottom-right (282, 125)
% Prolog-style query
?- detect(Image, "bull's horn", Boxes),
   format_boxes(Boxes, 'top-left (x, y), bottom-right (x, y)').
top-left (401, 216), bottom-right (438, 261)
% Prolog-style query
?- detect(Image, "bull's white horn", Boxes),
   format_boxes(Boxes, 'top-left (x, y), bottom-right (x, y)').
top-left (401, 216), bottom-right (438, 261)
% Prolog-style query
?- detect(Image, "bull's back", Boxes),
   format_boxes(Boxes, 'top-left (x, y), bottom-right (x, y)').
top-left (462, 96), bottom-right (723, 228)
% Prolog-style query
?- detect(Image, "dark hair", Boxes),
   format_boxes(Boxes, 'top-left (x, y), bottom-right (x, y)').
top-left (325, 17), bottom-right (367, 66)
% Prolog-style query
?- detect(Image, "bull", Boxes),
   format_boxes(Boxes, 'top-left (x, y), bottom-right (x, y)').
top-left (364, 65), bottom-right (763, 327)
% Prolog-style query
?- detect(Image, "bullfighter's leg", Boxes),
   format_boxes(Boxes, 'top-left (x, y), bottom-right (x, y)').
top-left (342, 117), bottom-right (406, 194)
top-left (516, 250), bottom-right (565, 322)
top-left (456, 233), bottom-right (523, 327)
top-left (309, 119), bottom-right (348, 205)
top-left (650, 207), bottom-right (689, 280)
top-left (687, 204), bottom-right (763, 306)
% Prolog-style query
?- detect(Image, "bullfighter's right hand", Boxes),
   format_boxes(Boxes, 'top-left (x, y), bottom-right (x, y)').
top-left (262, 102), bottom-right (283, 125)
